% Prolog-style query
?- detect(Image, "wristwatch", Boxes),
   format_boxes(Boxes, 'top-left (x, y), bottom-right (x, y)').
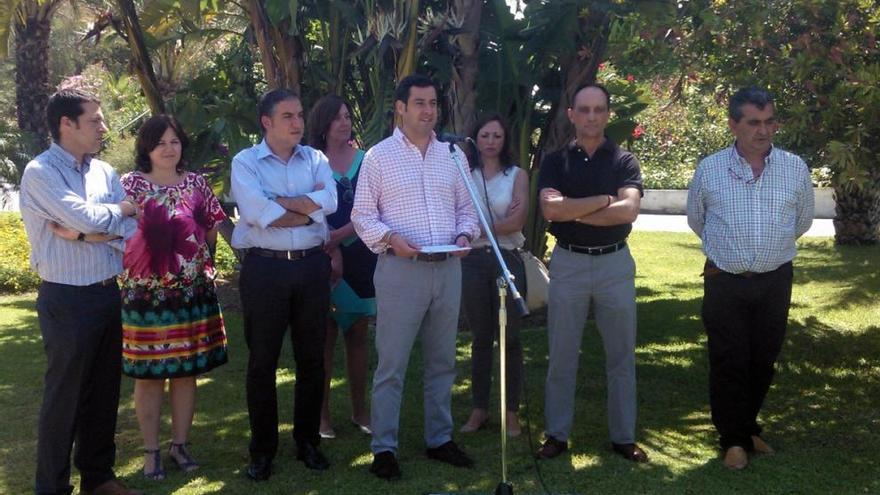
top-left (77, 232), bottom-right (86, 241)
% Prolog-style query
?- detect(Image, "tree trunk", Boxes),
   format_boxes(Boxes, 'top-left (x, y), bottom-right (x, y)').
top-left (396, 0), bottom-right (420, 80)
top-left (448, 0), bottom-right (482, 134)
top-left (116, 0), bottom-right (166, 115)
top-left (268, 26), bottom-right (302, 94)
top-left (14, 11), bottom-right (51, 147)
top-left (245, 0), bottom-right (301, 93)
top-left (523, 9), bottom-right (611, 256)
top-left (833, 183), bottom-right (880, 245)
top-left (245, 0), bottom-right (280, 89)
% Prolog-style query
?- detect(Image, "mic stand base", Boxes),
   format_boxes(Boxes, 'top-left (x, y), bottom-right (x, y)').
top-left (494, 481), bottom-right (514, 495)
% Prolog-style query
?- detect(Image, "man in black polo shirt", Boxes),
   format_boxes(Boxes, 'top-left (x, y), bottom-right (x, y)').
top-left (535, 83), bottom-right (648, 463)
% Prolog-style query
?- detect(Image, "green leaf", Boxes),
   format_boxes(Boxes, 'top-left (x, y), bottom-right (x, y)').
top-left (0, 0), bottom-right (23, 58)
top-left (264, 0), bottom-right (289, 26)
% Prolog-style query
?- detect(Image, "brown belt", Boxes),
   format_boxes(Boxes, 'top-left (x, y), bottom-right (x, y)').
top-left (249, 246), bottom-right (323, 261)
top-left (387, 249), bottom-right (451, 262)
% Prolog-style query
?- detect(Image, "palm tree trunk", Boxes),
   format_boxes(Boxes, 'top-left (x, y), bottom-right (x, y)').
top-left (14, 8), bottom-right (52, 147)
top-left (833, 182), bottom-right (880, 245)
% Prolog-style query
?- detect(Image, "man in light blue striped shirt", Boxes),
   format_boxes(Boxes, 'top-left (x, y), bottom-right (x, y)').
top-left (687, 86), bottom-right (814, 471)
top-left (19, 89), bottom-right (141, 495)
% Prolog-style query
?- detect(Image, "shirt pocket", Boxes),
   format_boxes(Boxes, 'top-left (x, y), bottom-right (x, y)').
top-left (765, 186), bottom-right (798, 229)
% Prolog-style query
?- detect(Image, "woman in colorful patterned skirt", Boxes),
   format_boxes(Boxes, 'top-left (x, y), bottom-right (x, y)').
top-left (120, 115), bottom-right (228, 480)
top-left (307, 95), bottom-right (376, 439)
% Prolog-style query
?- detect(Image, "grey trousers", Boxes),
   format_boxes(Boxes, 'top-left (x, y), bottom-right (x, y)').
top-left (544, 245), bottom-right (638, 444)
top-left (370, 254), bottom-right (461, 455)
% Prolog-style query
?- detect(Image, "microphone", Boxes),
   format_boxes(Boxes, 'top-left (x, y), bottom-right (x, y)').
top-left (438, 132), bottom-right (472, 144)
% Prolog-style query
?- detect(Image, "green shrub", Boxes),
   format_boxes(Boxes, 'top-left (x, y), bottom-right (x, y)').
top-left (214, 236), bottom-right (238, 279)
top-left (0, 212), bottom-right (40, 293)
top-left (99, 133), bottom-right (137, 175)
top-left (629, 90), bottom-right (730, 189)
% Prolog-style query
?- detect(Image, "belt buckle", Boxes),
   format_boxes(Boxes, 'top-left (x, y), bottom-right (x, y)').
top-left (287, 250), bottom-right (293, 261)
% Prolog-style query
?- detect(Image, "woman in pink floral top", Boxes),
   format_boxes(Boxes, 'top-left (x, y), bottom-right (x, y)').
top-left (120, 115), bottom-right (228, 481)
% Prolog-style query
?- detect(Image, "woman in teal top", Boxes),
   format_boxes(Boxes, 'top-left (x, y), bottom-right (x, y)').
top-left (308, 95), bottom-right (376, 438)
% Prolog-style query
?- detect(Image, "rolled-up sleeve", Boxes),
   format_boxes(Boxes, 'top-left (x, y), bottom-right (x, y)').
top-left (21, 163), bottom-right (126, 236)
top-left (231, 155), bottom-right (287, 229)
top-left (305, 153), bottom-right (338, 223)
top-left (351, 151), bottom-right (390, 253)
top-left (686, 163), bottom-right (706, 237)
top-left (109, 169), bottom-right (137, 243)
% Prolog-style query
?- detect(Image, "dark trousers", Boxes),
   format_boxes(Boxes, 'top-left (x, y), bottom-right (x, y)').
top-left (702, 261), bottom-right (793, 451)
top-left (35, 281), bottom-right (122, 495)
top-left (461, 247), bottom-right (526, 411)
top-left (239, 251), bottom-right (330, 459)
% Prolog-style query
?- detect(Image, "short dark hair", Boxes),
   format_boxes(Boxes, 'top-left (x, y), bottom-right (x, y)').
top-left (47, 89), bottom-right (101, 142)
top-left (469, 112), bottom-right (515, 172)
top-left (307, 94), bottom-right (351, 151)
top-left (258, 89), bottom-right (299, 133)
top-left (135, 115), bottom-right (189, 174)
top-left (394, 74), bottom-right (438, 105)
top-left (570, 83), bottom-right (611, 109)
top-left (728, 86), bottom-right (774, 122)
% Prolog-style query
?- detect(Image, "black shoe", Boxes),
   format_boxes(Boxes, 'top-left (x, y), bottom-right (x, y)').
top-left (370, 451), bottom-right (401, 480)
top-left (296, 443), bottom-right (330, 471)
top-left (611, 442), bottom-right (649, 463)
top-left (246, 456), bottom-right (272, 481)
top-left (426, 441), bottom-right (474, 468)
top-left (535, 436), bottom-right (568, 460)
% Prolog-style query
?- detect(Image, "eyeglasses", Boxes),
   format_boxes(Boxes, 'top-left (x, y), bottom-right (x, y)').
top-left (727, 167), bottom-right (759, 185)
top-left (338, 176), bottom-right (354, 203)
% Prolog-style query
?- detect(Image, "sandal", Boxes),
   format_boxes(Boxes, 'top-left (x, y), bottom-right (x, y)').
top-left (143, 448), bottom-right (166, 481)
top-left (169, 442), bottom-right (200, 472)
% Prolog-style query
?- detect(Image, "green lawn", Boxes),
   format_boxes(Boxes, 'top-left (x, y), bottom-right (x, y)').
top-left (1, 232), bottom-right (877, 494)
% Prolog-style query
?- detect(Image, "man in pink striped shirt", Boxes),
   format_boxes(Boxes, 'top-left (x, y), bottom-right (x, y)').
top-left (352, 74), bottom-right (480, 480)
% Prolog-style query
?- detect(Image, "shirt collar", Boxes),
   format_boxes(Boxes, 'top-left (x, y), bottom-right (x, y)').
top-left (256, 138), bottom-right (303, 163)
top-left (49, 142), bottom-right (91, 171)
top-left (729, 141), bottom-right (776, 167)
top-left (566, 136), bottom-right (617, 156)
top-left (393, 127), bottom-right (438, 150)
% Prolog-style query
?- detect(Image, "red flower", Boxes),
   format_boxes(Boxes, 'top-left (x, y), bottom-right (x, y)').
top-left (626, 74), bottom-right (634, 82)
top-left (182, 188), bottom-right (215, 244)
top-left (125, 199), bottom-right (198, 279)
top-left (598, 62), bottom-right (606, 70)
top-left (632, 125), bottom-right (645, 139)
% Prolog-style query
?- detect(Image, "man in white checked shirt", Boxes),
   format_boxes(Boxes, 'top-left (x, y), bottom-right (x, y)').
top-left (687, 86), bottom-right (814, 471)
top-left (352, 74), bottom-right (480, 480)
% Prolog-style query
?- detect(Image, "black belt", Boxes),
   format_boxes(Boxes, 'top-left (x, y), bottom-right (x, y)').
top-left (557, 240), bottom-right (627, 256)
top-left (387, 248), bottom-right (451, 262)
top-left (88, 277), bottom-right (117, 287)
top-left (249, 246), bottom-right (323, 261)
top-left (704, 259), bottom-right (790, 278)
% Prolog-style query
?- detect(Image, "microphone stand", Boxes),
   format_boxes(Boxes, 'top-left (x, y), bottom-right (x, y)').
top-left (447, 139), bottom-right (527, 495)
